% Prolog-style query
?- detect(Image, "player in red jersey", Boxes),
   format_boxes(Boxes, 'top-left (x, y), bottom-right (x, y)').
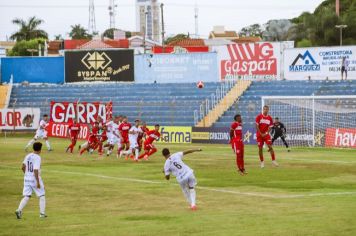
top-left (79, 122), bottom-right (99, 155)
top-left (255, 105), bottom-right (278, 168)
top-left (230, 114), bottom-right (246, 176)
top-left (138, 124), bottom-right (161, 160)
top-left (66, 119), bottom-right (81, 153)
top-left (97, 126), bottom-right (108, 155)
top-left (117, 116), bottom-right (131, 156)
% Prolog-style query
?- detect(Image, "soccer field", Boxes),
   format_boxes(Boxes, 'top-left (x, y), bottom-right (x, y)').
top-left (1, 135), bottom-right (356, 236)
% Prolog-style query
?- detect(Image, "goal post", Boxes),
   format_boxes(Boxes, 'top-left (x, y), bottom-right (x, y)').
top-left (261, 95), bottom-right (356, 148)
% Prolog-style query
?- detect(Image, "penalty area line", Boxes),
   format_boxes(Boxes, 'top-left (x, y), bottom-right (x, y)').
top-left (1, 165), bottom-right (356, 199)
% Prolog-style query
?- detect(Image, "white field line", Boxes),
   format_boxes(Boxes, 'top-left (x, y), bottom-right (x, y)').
top-left (1, 165), bottom-right (356, 199)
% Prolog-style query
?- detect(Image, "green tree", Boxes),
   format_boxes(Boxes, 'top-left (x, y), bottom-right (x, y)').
top-left (263, 19), bottom-right (293, 41)
top-left (239, 24), bottom-right (263, 37)
top-left (102, 28), bottom-right (118, 39)
top-left (10, 16), bottom-right (48, 41)
top-left (8, 38), bottom-right (46, 56)
top-left (165, 33), bottom-right (189, 45)
top-left (69, 24), bottom-right (92, 40)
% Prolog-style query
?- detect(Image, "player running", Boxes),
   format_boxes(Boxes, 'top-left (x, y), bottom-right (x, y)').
top-left (118, 116), bottom-right (131, 154)
top-left (79, 121), bottom-right (99, 155)
top-left (138, 122), bottom-right (149, 152)
top-left (15, 142), bottom-right (47, 219)
top-left (25, 114), bottom-right (52, 152)
top-left (230, 114), bottom-right (246, 176)
top-left (118, 119), bottom-right (142, 161)
top-left (138, 124), bottom-right (161, 160)
top-left (271, 117), bottom-right (290, 152)
top-left (255, 105), bottom-right (278, 168)
top-left (162, 148), bottom-right (202, 210)
top-left (66, 119), bottom-right (81, 153)
top-left (104, 116), bottom-right (122, 156)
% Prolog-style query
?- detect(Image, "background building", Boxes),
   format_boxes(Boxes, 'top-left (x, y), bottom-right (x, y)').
top-left (136, 0), bottom-right (161, 43)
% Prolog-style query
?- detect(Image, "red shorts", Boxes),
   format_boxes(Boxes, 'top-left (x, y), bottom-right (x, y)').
top-left (231, 140), bottom-right (244, 154)
top-left (88, 135), bottom-right (98, 144)
top-left (257, 134), bottom-right (272, 148)
top-left (121, 137), bottom-right (129, 144)
top-left (144, 142), bottom-right (155, 151)
top-left (100, 136), bottom-right (108, 142)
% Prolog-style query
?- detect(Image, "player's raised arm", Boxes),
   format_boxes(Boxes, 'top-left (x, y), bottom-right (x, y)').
top-left (182, 149), bottom-right (202, 156)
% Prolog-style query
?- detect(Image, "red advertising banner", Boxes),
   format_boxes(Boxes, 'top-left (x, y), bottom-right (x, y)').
top-left (48, 101), bottom-right (112, 139)
top-left (214, 42), bottom-right (281, 80)
top-left (152, 46), bottom-right (209, 54)
top-left (325, 128), bottom-right (356, 148)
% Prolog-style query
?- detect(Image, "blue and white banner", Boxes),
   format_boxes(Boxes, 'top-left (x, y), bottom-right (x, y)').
top-left (284, 46), bottom-right (356, 80)
top-left (134, 52), bottom-right (218, 83)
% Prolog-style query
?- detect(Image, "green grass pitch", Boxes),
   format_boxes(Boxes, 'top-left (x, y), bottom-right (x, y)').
top-left (0, 134), bottom-right (356, 236)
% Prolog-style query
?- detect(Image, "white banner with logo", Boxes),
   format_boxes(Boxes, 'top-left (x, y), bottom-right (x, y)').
top-left (213, 42), bottom-right (285, 80)
top-left (284, 46), bottom-right (356, 80)
top-left (0, 108), bottom-right (40, 130)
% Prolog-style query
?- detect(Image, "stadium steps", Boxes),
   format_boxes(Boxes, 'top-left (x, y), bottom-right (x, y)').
top-left (196, 80), bottom-right (251, 127)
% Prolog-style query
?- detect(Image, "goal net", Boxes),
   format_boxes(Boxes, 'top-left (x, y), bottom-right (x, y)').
top-left (261, 95), bottom-right (356, 148)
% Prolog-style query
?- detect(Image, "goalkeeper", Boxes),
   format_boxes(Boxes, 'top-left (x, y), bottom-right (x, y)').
top-left (271, 117), bottom-right (290, 152)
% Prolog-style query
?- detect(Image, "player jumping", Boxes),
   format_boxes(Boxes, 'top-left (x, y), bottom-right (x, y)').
top-left (25, 114), bottom-right (52, 152)
top-left (138, 124), bottom-right (161, 160)
top-left (271, 117), bottom-right (290, 152)
top-left (162, 148), bottom-right (202, 210)
top-left (15, 142), bottom-right (47, 219)
top-left (255, 105), bottom-right (278, 168)
top-left (230, 114), bottom-right (246, 175)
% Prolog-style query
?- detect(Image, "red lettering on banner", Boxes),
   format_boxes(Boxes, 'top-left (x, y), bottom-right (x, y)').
top-left (221, 43), bottom-right (277, 79)
top-left (325, 128), bottom-right (356, 148)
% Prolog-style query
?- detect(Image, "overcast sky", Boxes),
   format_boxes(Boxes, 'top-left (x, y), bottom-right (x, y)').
top-left (0, 0), bottom-right (325, 41)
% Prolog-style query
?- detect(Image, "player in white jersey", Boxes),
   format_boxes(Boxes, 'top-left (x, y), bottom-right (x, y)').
top-left (105, 116), bottom-right (122, 156)
top-left (162, 148), bottom-right (202, 210)
top-left (119, 119), bottom-right (142, 161)
top-left (25, 114), bottom-right (52, 152)
top-left (15, 142), bottom-right (47, 219)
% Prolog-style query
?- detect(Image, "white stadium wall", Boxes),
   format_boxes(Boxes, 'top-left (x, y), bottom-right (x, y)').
top-left (283, 46), bottom-right (356, 80)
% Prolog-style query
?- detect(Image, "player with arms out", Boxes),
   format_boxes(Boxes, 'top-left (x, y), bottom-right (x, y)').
top-left (230, 114), bottom-right (246, 175)
top-left (66, 119), bottom-right (81, 153)
top-left (25, 114), bottom-right (52, 152)
top-left (119, 119), bottom-right (142, 161)
top-left (271, 117), bottom-right (290, 152)
top-left (15, 142), bottom-right (47, 219)
top-left (138, 124), bottom-right (161, 160)
top-left (162, 148), bottom-right (202, 210)
top-left (255, 105), bottom-right (278, 168)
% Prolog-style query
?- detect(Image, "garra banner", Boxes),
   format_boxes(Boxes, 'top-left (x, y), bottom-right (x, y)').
top-left (48, 101), bottom-right (112, 139)
top-left (0, 108), bottom-right (40, 130)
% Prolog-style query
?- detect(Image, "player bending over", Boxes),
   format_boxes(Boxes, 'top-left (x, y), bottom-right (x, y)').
top-left (138, 124), bottom-right (161, 160)
top-left (66, 119), bottom-right (81, 153)
top-left (255, 105), bottom-right (278, 168)
top-left (230, 114), bottom-right (246, 175)
top-left (79, 122), bottom-right (99, 155)
top-left (119, 119), bottom-right (142, 161)
top-left (16, 142), bottom-right (47, 219)
top-left (25, 114), bottom-right (52, 152)
top-left (271, 117), bottom-right (290, 152)
top-left (162, 148), bottom-right (202, 210)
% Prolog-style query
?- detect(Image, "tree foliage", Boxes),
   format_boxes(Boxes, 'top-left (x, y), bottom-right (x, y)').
top-left (164, 34), bottom-right (189, 45)
top-left (8, 38), bottom-right (46, 56)
top-left (239, 24), bottom-right (263, 37)
top-left (10, 16), bottom-right (48, 41)
top-left (69, 24), bottom-right (92, 40)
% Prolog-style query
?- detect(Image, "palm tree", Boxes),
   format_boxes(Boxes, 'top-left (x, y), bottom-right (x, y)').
top-left (69, 24), bottom-right (92, 39)
top-left (10, 16), bottom-right (48, 41)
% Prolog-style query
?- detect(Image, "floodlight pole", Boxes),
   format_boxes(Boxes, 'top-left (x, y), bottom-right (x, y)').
top-left (335, 25), bottom-right (347, 46)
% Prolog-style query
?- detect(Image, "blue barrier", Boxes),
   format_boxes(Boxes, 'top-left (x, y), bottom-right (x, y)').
top-left (1, 57), bottom-right (64, 83)
top-left (134, 52), bottom-right (219, 83)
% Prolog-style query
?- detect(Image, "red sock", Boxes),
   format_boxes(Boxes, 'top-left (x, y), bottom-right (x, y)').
top-left (138, 151), bottom-right (149, 159)
top-left (147, 147), bottom-right (157, 157)
top-left (271, 152), bottom-right (275, 161)
top-left (259, 153), bottom-right (264, 162)
top-left (118, 147), bottom-right (123, 154)
top-left (80, 148), bottom-right (86, 155)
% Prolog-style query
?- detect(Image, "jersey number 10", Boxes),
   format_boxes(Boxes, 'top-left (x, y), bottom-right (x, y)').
top-left (27, 161), bottom-right (34, 172)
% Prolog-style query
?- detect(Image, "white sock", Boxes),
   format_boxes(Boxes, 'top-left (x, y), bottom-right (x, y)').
top-left (82, 142), bottom-right (88, 148)
top-left (45, 140), bottom-right (51, 150)
top-left (134, 149), bottom-right (139, 160)
top-left (181, 186), bottom-right (191, 204)
top-left (39, 196), bottom-right (46, 214)
top-left (18, 196), bottom-right (30, 211)
top-left (122, 149), bottom-right (132, 155)
top-left (26, 139), bottom-right (35, 148)
top-left (190, 188), bottom-right (196, 206)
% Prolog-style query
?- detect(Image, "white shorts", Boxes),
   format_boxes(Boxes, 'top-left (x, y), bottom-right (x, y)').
top-left (23, 179), bottom-right (45, 197)
top-left (129, 139), bottom-right (138, 149)
top-left (179, 173), bottom-right (197, 189)
top-left (108, 135), bottom-right (121, 146)
top-left (34, 130), bottom-right (47, 139)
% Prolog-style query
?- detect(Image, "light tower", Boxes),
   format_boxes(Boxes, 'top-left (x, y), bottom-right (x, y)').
top-left (88, 0), bottom-right (96, 34)
top-left (108, 0), bottom-right (118, 29)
